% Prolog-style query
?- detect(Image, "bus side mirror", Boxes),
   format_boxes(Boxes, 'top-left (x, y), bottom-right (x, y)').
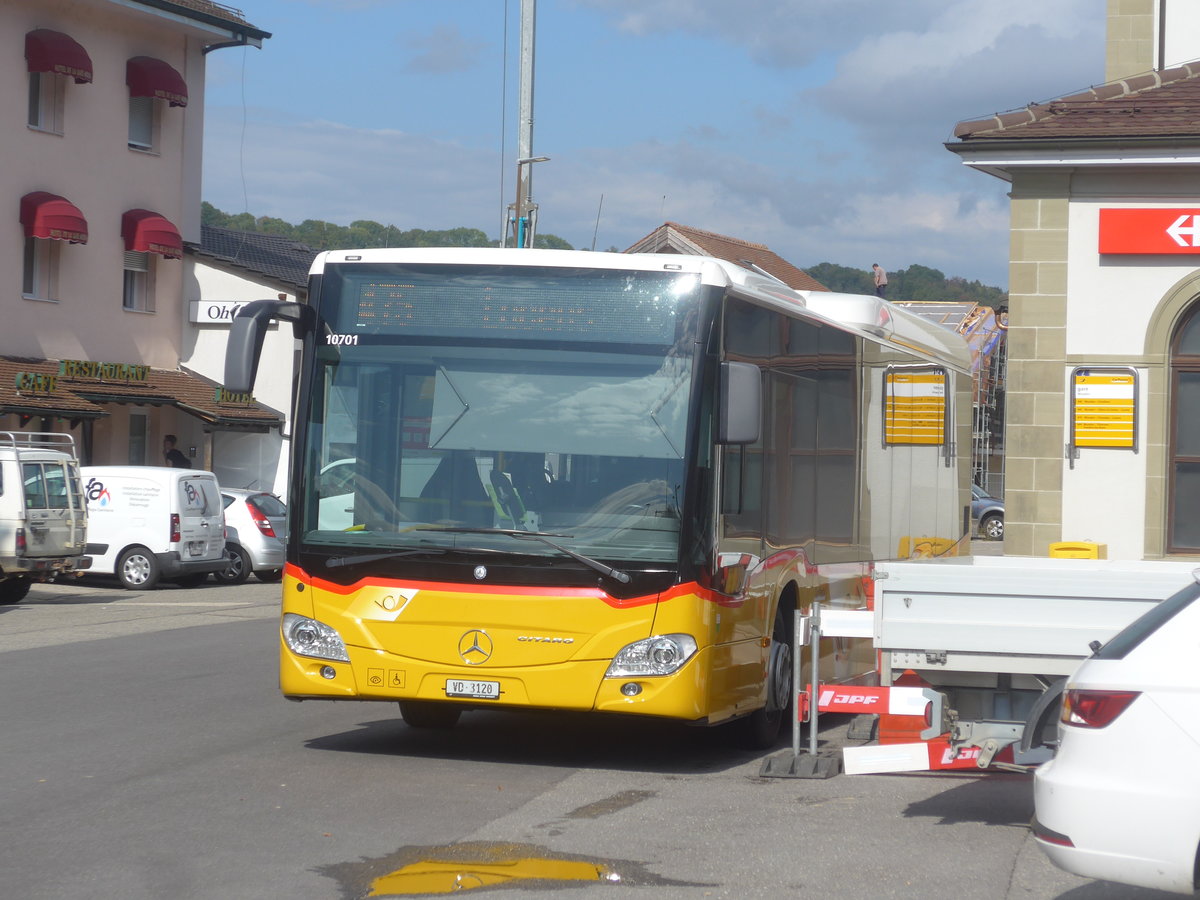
top-left (224, 299), bottom-right (315, 394)
top-left (717, 361), bottom-right (761, 444)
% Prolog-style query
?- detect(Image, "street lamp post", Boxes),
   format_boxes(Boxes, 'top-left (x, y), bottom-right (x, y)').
top-left (512, 155), bottom-right (549, 248)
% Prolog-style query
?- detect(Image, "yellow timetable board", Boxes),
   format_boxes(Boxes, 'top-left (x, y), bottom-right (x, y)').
top-left (885, 369), bottom-right (946, 446)
top-left (1072, 370), bottom-right (1136, 449)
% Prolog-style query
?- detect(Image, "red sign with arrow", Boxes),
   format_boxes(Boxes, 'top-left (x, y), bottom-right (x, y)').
top-left (1099, 208), bottom-right (1200, 254)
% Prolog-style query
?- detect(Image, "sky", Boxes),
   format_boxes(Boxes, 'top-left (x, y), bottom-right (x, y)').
top-left (200, 0), bottom-right (1107, 290)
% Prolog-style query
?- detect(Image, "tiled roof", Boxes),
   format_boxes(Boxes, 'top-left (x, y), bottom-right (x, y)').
top-left (134, 1), bottom-right (270, 40)
top-left (625, 222), bottom-right (829, 292)
top-left (189, 225), bottom-right (318, 291)
top-left (953, 62), bottom-right (1200, 142)
top-left (0, 357), bottom-right (281, 430)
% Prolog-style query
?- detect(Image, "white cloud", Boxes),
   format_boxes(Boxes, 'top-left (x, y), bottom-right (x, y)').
top-left (402, 25), bottom-right (488, 74)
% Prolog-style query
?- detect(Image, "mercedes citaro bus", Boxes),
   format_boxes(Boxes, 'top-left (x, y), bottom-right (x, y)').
top-left (225, 248), bottom-right (971, 747)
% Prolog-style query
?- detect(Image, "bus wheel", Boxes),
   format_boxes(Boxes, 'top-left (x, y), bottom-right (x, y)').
top-left (734, 608), bottom-right (792, 750)
top-left (399, 701), bottom-right (462, 729)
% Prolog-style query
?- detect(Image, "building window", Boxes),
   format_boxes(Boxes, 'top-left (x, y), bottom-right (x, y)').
top-left (122, 251), bottom-right (155, 312)
top-left (1168, 301), bottom-right (1200, 552)
top-left (128, 96), bottom-right (156, 151)
top-left (22, 236), bottom-right (60, 301)
top-left (28, 71), bottom-right (65, 134)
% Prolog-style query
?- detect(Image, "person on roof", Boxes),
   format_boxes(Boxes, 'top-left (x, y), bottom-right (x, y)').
top-left (872, 263), bottom-right (888, 298)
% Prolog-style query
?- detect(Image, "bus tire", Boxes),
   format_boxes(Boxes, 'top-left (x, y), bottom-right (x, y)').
top-left (0, 577), bottom-right (32, 604)
top-left (733, 605), bottom-right (792, 750)
top-left (399, 700), bottom-right (462, 729)
top-left (117, 546), bottom-right (160, 591)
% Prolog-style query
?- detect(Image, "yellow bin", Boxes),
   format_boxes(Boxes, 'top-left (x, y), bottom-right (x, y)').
top-left (1049, 541), bottom-right (1107, 559)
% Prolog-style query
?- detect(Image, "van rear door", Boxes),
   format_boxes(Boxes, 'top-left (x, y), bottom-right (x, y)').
top-left (21, 461), bottom-right (85, 559)
top-left (176, 476), bottom-right (224, 562)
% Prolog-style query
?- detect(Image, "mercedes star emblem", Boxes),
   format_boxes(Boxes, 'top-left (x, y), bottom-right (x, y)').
top-left (458, 629), bottom-right (493, 664)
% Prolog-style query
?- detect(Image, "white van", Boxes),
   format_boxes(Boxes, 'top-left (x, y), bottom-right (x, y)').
top-left (81, 466), bottom-right (227, 590)
top-left (0, 432), bottom-right (91, 603)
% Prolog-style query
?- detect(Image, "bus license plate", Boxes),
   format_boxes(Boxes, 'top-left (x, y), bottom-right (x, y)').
top-left (445, 679), bottom-right (500, 700)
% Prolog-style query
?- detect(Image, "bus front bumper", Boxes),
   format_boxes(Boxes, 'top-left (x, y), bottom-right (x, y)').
top-left (279, 638), bottom-right (717, 722)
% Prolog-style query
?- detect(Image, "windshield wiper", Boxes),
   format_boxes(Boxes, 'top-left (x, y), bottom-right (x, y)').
top-left (324, 546), bottom-right (446, 568)
top-left (413, 526), bottom-right (632, 584)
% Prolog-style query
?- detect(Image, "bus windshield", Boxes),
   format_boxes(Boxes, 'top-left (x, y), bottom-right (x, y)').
top-left (302, 263), bottom-right (705, 566)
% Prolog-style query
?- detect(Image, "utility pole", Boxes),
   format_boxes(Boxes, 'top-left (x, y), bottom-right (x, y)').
top-left (509, 0), bottom-right (547, 248)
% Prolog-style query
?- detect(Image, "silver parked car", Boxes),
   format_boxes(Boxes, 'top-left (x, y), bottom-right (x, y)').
top-left (216, 489), bottom-right (286, 584)
top-left (971, 484), bottom-right (1004, 540)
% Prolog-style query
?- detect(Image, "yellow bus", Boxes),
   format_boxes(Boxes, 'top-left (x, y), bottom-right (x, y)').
top-left (225, 248), bottom-right (972, 747)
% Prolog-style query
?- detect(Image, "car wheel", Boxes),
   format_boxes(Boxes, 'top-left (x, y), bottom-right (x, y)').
top-left (733, 602), bottom-right (792, 750)
top-left (981, 514), bottom-right (1004, 540)
top-left (399, 700), bottom-right (462, 729)
top-left (0, 577), bottom-right (33, 604)
top-left (214, 544), bottom-right (251, 586)
top-left (256, 569), bottom-right (283, 584)
top-left (117, 546), bottom-right (160, 591)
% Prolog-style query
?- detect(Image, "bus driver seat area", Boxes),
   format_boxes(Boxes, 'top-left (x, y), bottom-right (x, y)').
top-left (419, 451), bottom-right (492, 527)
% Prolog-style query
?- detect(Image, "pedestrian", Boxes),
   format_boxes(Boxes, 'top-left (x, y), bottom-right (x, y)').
top-left (872, 263), bottom-right (888, 298)
top-left (163, 434), bottom-right (189, 468)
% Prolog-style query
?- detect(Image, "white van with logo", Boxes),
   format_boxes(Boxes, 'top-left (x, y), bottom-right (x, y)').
top-left (81, 466), bottom-right (227, 590)
top-left (0, 432), bottom-right (91, 603)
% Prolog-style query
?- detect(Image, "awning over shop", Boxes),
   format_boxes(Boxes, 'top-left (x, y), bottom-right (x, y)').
top-left (0, 357), bottom-right (283, 432)
top-left (126, 56), bottom-right (187, 107)
top-left (21, 191), bottom-right (88, 244)
top-left (25, 29), bottom-right (93, 84)
top-left (122, 209), bottom-right (182, 259)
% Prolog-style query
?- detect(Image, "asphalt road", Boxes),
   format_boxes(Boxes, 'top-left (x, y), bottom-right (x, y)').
top-left (0, 576), bottom-right (1181, 900)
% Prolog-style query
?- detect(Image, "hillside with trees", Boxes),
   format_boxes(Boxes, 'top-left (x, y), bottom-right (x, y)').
top-left (202, 205), bottom-right (1007, 303)
top-left (201, 203), bottom-right (574, 251)
top-left (804, 262), bottom-right (1007, 307)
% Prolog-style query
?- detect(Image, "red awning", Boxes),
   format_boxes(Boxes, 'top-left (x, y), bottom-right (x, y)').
top-left (20, 192), bottom-right (88, 244)
top-left (25, 29), bottom-right (93, 84)
top-left (122, 209), bottom-right (182, 259)
top-left (126, 56), bottom-right (187, 107)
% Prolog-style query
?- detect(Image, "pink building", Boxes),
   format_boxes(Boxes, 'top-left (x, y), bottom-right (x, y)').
top-left (1, 0), bottom-right (275, 467)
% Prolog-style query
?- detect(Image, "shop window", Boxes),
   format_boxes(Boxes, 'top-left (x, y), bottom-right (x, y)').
top-left (128, 96), bottom-right (156, 151)
top-left (28, 71), bottom-right (66, 134)
top-left (122, 250), bottom-right (156, 312)
top-left (22, 236), bottom-right (60, 301)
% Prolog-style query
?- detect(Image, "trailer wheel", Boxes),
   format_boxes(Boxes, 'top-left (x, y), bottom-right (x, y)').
top-left (733, 605), bottom-right (792, 749)
top-left (116, 546), bottom-right (160, 591)
top-left (0, 577), bottom-right (32, 604)
top-left (399, 701), bottom-right (462, 729)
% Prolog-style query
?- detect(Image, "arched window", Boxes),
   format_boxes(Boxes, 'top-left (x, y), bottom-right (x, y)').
top-left (1167, 301), bottom-right (1200, 552)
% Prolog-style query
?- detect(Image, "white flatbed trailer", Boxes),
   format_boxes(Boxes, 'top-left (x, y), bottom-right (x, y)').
top-left (775, 556), bottom-right (1200, 776)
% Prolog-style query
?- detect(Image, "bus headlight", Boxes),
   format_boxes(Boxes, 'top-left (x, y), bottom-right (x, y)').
top-left (605, 634), bottom-right (697, 677)
top-left (282, 613), bottom-right (350, 662)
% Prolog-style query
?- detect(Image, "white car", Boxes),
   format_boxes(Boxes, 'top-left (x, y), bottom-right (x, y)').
top-left (1033, 572), bottom-right (1200, 895)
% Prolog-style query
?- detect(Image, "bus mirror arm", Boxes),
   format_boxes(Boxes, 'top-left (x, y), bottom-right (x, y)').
top-left (717, 361), bottom-right (761, 445)
top-left (225, 300), bottom-right (316, 394)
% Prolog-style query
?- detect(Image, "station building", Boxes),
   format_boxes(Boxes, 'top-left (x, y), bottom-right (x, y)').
top-left (947, 0), bottom-right (1200, 560)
